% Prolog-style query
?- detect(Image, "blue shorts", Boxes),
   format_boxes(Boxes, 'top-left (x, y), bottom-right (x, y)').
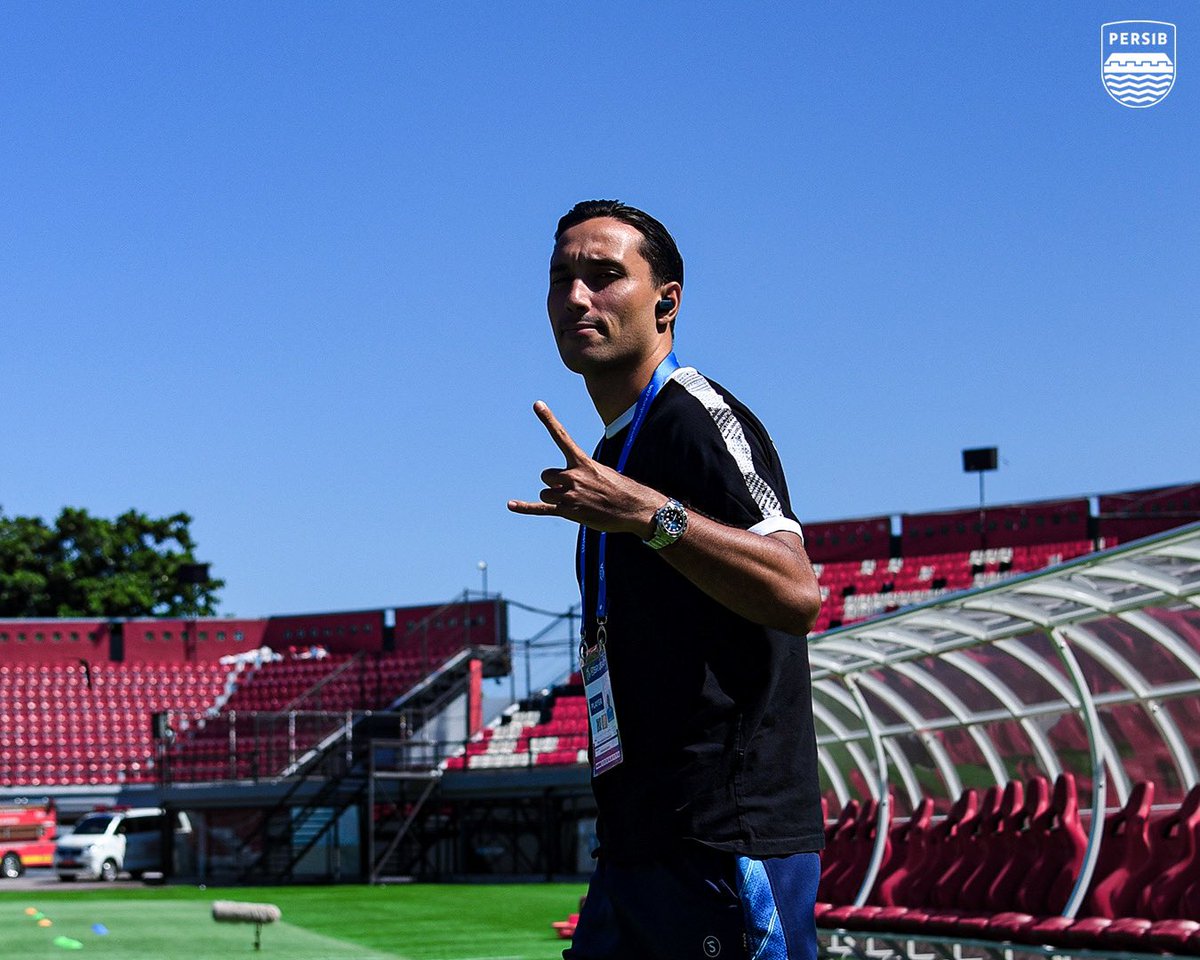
top-left (564, 845), bottom-right (819, 960)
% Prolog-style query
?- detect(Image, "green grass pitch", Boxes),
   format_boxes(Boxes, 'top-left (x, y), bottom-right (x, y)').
top-left (0, 883), bottom-right (587, 960)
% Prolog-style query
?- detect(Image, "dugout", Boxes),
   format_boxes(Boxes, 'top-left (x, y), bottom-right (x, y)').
top-left (808, 522), bottom-right (1200, 916)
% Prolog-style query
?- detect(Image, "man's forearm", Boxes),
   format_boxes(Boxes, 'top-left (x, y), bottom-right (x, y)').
top-left (651, 517), bottom-right (821, 636)
top-left (505, 402), bottom-right (821, 634)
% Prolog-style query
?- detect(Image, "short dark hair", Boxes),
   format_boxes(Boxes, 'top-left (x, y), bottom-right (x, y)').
top-left (555, 200), bottom-right (684, 289)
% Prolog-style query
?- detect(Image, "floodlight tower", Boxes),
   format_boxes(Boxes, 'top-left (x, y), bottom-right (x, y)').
top-left (962, 447), bottom-right (998, 552)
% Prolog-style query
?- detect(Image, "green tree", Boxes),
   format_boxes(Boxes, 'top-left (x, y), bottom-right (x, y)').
top-left (0, 507), bottom-right (223, 617)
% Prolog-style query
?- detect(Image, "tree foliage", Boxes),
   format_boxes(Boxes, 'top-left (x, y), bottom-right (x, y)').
top-left (0, 507), bottom-right (223, 617)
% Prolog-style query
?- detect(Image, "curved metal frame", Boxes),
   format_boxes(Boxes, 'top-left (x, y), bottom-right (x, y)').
top-left (816, 748), bottom-right (852, 807)
top-left (1049, 626), bottom-right (1107, 919)
top-left (938, 649), bottom-right (1063, 781)
top-left (843, 674), bottom-right (891, 908)
top-left (855, 672), bottom-right (954, 806)
top-left (1064, 623), bottom-right (1193, 794)
top-left (806, 524), bottom-right (1200, 919)
top-left (810, 693), bottom-right (881, 801)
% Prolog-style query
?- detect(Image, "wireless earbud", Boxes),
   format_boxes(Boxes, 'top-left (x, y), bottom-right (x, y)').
top-left (656, 298), bottom-right (674, 316)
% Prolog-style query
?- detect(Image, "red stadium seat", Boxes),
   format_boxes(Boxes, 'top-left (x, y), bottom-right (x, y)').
top-left (873, 796), bottom-right (936, 912)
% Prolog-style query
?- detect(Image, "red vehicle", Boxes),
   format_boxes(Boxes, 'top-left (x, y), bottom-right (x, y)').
top-left (0, 798), bottom-right (58, 878)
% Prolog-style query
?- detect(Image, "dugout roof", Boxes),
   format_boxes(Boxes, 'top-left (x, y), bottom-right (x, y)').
top-left (807, 521), bottom-right (1200, 912)
top-left (809, 528), bottom-right (1200, 843)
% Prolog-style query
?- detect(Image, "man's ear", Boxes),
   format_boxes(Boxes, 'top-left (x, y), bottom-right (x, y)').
top-left (654, 282), bottom-right (681, 331)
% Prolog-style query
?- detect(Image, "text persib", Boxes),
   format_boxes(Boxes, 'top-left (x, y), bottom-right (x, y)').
top-left (1109, 31), bottom-right (1169, 46)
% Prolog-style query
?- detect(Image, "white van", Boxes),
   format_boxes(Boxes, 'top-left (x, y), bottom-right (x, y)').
top-left (53, 807), bottom-right (191, 882)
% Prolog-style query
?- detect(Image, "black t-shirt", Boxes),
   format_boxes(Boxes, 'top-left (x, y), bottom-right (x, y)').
top-left (579, 366), bottom-right (825, 862)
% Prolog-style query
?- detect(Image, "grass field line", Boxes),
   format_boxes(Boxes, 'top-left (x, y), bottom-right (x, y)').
top-left (0, 882), bottom-right (584, 960)
top-left (5, 900), bottom-right (398, 960)
top-left (455, 955), bottom-right (528, 959)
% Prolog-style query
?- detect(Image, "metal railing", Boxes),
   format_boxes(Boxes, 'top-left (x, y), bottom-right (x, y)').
top-left (159, 645), bottom-right (507, 784)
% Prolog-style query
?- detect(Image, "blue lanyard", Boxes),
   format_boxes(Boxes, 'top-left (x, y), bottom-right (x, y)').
top-left (578, 352), bottom-right (680, 643)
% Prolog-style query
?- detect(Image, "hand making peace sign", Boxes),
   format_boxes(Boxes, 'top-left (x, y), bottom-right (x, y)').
top-left (507, 401), bottom-right (662, 538)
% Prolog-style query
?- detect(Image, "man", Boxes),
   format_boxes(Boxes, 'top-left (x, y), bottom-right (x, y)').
top-left (509, 200), bottom-right (824, 959)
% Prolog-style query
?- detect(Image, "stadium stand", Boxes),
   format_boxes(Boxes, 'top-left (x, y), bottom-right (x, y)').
top-left (443, 672), bottom-right (588, 770)
top-left (1097, 482), bottom-right (1200, 543)
top-left (0, 660), bottom-right (229, 784)
top-left (0, 600), bottom-right (504, 787)
top-left (810, 539), bottom-right (1103, 633)
top-left (899, 498), bottom-right (1091, 555)
top-left (802, 516), bottom-right (893, 563)
top-left (167, 651), bottom-right (439, 781)
top-left (217, 652), bottom-right (418, 713)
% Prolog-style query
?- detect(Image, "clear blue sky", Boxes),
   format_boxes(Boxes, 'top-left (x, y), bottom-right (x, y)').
top-left (3, 3), bottom-right (1197, 659)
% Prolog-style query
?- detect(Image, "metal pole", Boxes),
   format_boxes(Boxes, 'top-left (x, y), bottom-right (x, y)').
top-left (979, 470), bottom-right (987, 552)
top-left (367, 742), bottom-right (376, 883)
top-left (228, 711), bottom-right (237, 781)
top-left (1051, 626), bottom-right (1108, 920)
top-left (844, 673), bottom-right (891, 908)
top-left (567, 606), bottom-right (577, 675)
top-left (331, 805), bottom-right (340, 881)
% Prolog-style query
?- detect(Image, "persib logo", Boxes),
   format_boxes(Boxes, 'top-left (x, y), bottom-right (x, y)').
top-left (1102, 21), bottom-right (1176, 108)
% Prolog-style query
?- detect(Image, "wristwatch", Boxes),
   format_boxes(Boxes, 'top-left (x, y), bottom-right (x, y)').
top-left (644, 498), bottom-right (689, 550)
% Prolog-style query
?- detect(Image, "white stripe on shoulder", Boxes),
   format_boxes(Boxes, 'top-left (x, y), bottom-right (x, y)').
top-left (673, 367), bottom-right (787, 525)
top-left (748, 516), bottom-right (804, 542)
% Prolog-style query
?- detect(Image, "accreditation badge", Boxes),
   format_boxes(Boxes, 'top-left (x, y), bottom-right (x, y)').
top-left (580, 634), bottom-right (623, 776)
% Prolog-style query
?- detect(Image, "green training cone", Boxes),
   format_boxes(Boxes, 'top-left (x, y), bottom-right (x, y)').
top-left (53, 936), bottom-right (84, 950)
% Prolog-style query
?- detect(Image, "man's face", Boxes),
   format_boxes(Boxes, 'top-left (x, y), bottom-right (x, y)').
top-left (547, 217), bottom-right (665, 376)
